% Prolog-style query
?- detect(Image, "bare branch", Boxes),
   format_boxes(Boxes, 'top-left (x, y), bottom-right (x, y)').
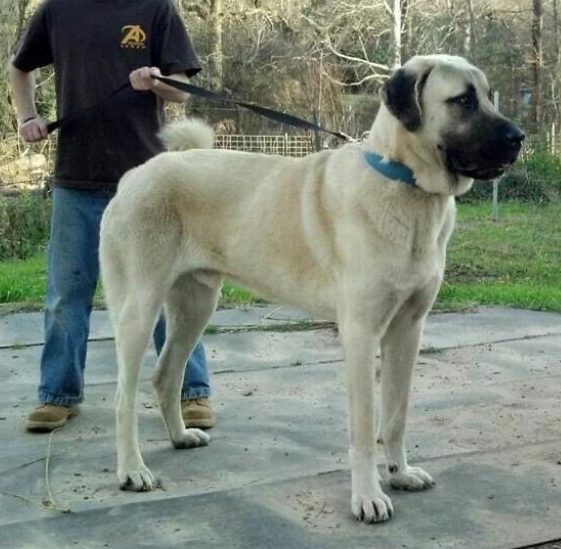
top-left (323, 36), bottom-right (391, 72)
top-left (322, 70), bottom-right (387, 87)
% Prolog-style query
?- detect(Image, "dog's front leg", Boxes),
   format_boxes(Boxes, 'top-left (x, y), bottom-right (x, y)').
top-left (339, 296), bottom-right (395, 523)
top-left (379, 286), bottom-right (439, 492)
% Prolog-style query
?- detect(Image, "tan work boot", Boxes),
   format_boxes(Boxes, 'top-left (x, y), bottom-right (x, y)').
top-left (181, 398), bottom-right (215, 429)
top-left (26, 404), bottom-right (80, 432)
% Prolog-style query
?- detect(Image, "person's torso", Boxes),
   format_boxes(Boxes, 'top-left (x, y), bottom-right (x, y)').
top-left (47, 0), bottom-right (171, 187)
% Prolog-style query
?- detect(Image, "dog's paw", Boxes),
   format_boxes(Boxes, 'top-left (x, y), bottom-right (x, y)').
top-left (351, 490), bottom-right (394, 523)
top-left (118, 464), bottom-right (155, 492)
top-left (172, 428), bottom-right (210, 449)
top-left (389, 465), bottom-right (435, 491)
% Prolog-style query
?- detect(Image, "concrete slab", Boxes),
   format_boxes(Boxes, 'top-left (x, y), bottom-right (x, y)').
top-left (3, 305), bottom-right (561, 350)
top-left (1, 307), bottom-right (561, 548)
top-left (0, 305), bottom-right (314, 349)
top-left (1, 443), bottom-right (560, 549)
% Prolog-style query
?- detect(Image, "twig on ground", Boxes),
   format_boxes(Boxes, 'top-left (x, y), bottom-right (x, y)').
top-left (261, 305), bottom-right (283, 321)
top-left (43, 428), bottom-right (71, 513)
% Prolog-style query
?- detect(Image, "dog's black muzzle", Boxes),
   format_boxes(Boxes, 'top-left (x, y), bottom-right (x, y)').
top-left (445, 119), bottom-right (525, 180)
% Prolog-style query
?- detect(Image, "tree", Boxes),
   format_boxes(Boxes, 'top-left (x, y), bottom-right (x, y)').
top-left (384, 0), bottom-right (409, 66)
top-left (2, 0), bottom-right (561, 140)
top-left (181, 0), bottom-right (224, 90)
top-left (531, 0), bottom-right (543, 128)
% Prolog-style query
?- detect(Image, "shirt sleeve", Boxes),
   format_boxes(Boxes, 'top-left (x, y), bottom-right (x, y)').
top-left (12, 2), bottom-right (53, 71)
top-left (154, 0), bottom-right (201, 78)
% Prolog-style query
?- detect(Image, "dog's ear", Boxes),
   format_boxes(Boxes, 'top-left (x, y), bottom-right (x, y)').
top-left (381, 67), bottom-right (432, 132)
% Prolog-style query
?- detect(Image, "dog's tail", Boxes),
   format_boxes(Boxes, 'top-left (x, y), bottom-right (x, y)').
top-left (159, 118), bottom-right (214, 151)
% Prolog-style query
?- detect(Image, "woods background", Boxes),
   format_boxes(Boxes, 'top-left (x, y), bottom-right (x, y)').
top-left (2, 1), bottom-right (561, 308)
top-left (0, 1), bottom-right (557, 136)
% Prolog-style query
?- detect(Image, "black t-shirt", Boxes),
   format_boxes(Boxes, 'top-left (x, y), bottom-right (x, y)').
top-left (13, 0), bottom-right (201, 189)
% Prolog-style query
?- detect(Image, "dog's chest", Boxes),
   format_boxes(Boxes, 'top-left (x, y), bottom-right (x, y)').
top-left (386, 246), bottom-right (443, 296)
top-left (386, 205), bottom-right (452, 291)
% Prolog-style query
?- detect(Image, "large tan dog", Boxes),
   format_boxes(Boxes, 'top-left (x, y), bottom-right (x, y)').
top-left (100, 54), bottom-right (523, 523)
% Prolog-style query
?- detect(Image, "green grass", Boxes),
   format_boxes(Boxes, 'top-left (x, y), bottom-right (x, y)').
top-left (0, 254), bottom-right (47, 309)
top-left (1, 201), bottom-right (561, 314)
top-left (0, 254), bottom-right (261, 313)
top-left (438, 201), bottom-right (561, 312)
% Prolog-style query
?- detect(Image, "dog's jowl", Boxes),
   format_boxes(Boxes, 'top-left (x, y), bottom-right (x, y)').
top-left (100, 55), bottom-right (523, 523)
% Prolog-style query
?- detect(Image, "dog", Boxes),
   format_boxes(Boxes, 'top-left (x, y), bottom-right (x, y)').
top-left (99, 54), bottom-right (524, 523)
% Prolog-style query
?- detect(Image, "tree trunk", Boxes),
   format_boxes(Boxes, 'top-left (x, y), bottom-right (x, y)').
top-left (553, 0), bottom-right (561, 128)
top-left (15, 0), bottom-right (31, 42)
top-left (400, 0), bottom-right (409, 62)
top-left (555, 0), bottom-right (561, 66)
top-left (390, 0), bottom-right (402, 66)
top-left (207, 0), bottom-right (223, 91)
top-left (463, 0), bottom-right (476, 59)
top-left (179, 0), bottom-right (223, 90)
top-left (531, 0), bottom-right (543, 129)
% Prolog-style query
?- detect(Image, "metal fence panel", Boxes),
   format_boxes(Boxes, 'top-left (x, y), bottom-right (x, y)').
top-left (214, 134), bottom-right (315, 157)
top-left (1, 132), bottom-right (318, 192)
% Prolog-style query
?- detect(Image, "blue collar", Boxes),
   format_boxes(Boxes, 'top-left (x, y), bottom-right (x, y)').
top-left (363, 151), bottom-right (417, 187)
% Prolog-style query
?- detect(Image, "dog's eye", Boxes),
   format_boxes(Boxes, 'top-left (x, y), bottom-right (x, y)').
top-left (452, 94), bottom-right (469, 104)
top-left (448, 93), bottom-right (477, 109)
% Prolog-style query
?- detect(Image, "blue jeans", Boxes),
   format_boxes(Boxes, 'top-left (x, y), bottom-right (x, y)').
top-left (39, 187), bottom-right (210, 406)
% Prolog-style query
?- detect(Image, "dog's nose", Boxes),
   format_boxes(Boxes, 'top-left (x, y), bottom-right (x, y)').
top-left (505, 126), bottom-right (525, 147)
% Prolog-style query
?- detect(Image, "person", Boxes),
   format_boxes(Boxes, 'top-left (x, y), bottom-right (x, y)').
top-left (9, 0), bottom-right (215, 432)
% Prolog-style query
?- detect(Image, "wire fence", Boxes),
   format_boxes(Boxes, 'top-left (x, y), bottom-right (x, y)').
top-left (0, 132), bottom-right (320, 192)
top-left (215, 133), bottom-right (315, 157)
top-left (1, 129), bottom-right (559, 193)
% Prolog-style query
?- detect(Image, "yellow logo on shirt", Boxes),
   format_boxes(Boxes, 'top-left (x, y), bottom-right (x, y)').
top-left (121, 25), bottom-right (147, 49)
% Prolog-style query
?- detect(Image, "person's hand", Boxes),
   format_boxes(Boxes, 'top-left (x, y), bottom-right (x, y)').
top-left (19, 116), bottom-right (48, 143)
top-left (129, 66), bottom-right (162, 91)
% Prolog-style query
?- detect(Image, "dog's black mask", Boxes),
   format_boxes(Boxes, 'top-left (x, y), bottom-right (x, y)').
top-left (382, 69), bottom-right (525, 180)
top-left (442, 85), bottom-right (525, 179)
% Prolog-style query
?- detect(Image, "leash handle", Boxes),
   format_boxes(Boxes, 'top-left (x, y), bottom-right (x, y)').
top-left (152, 75), bottom-right (353, 142)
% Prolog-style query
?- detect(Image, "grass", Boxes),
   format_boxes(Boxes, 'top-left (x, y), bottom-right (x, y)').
top-left (1, 201), bottom-right (561, 314)
top-left (0, 254), bottom-right (261, 314)
top-left (438, 201), bottom-right (561, 312)
top-left (0, 254), bottom-right (47, 309)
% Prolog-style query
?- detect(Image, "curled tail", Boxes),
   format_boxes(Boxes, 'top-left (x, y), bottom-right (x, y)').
top-left (159, 118), bottom-right (214, 151)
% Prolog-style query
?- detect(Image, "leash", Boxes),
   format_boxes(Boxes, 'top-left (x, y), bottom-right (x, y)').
top-left (153, 75), bottom-right (353, 142)
top-left (46, 82), bottom-right (130, 134)
top-left (45, 76), bottom-right (352, 142)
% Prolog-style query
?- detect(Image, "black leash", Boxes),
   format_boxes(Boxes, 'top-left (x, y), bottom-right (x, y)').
top-left (46, 76), bottom-right (352, 142)
top-left (152, 75), bottom-right (352, 141)
top-left (46, 82), bottom-right (130, 134)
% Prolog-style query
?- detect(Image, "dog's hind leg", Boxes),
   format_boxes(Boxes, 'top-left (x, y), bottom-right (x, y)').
top-left (379, 283), bottom-right (439, 492)
top-left (152, 271), bottom-right (221, 450)
top-left (101, 230), bottom-right (161, 491)
top-left (114, 289), bottom-right (163, 491)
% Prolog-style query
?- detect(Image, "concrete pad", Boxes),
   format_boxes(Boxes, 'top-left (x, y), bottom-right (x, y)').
top-left (1, 443), bottom-right (560, 549)
top-left (423, 307), bottom-right (561, 350)
top-left (3, 305), bottom-right (561, 350)
top-left (0, 305), bottom-right (314, 349)
top-left (1, 308), bottom-right (561, 548)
